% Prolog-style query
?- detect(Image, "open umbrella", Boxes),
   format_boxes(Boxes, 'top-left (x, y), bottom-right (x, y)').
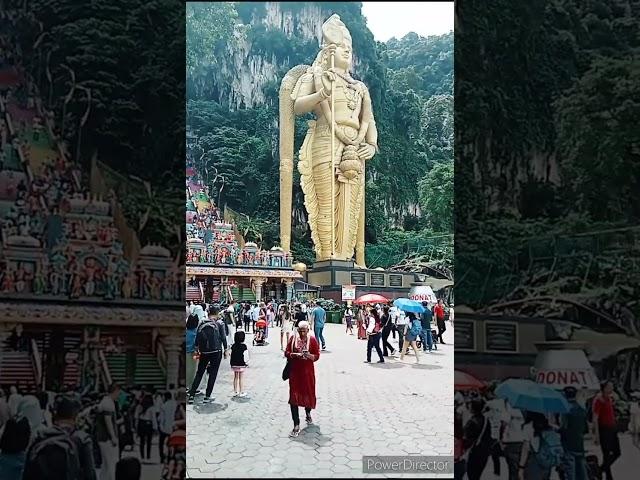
top-left (354, 293), bottom-right (389, 305)
top-left (393, 298), bottom-right (425, 313)
top-left (455, 370), bottom-right (485, 391)
top-left (496, 378), bottom-right (571, 414)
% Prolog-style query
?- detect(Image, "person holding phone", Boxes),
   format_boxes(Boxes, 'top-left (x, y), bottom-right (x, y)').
top-left (284, 321), bottom-right (320, 437)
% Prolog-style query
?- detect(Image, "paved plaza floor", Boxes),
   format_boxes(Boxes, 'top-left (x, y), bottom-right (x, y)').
top-left (186, 322), bottom-right (454, 478)
top-left (482, 431), bottom-right (640, 479)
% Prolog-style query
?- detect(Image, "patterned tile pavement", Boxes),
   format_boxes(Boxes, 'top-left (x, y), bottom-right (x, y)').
top-left (187, 322), bottom-right (454, 478)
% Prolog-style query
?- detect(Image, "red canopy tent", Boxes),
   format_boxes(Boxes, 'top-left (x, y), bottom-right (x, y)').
top-left (455, 370), bottom-right (486, 391)
top-left (353, 293), bottom-right (389, 305)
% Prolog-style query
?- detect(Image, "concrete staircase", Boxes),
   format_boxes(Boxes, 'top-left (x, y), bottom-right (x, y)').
top-left (230, 286), bottom-right (255, 302)
top-left (105, 352), bottom-right (165, 390)
top-left (0, 350), bottom-right (37, 393)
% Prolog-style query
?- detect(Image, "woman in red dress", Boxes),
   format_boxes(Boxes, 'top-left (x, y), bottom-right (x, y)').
top-left (285, 320), bottom-right (320, 437)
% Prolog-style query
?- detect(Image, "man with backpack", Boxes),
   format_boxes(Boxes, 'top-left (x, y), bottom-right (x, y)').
top-left (518, 412), bottom-right (564, 480)
top-left (364, 308), bottom-right (385, 364)
top-left (188, 306), bottom-right (228, 404)
top-left (23, 393), bottom-right (96, 480)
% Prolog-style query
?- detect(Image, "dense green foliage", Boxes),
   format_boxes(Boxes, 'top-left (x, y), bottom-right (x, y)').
top-left (17, 0), bottom-right (185, 255)
top-left (456, 0), bottom-right (640, 313)
top-left (187, 2), bottom-right (454, 268)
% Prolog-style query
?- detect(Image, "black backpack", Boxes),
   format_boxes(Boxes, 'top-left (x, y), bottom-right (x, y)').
top-left (196, 321), bottom-right (222, 353)
top-left (23, 430), bottom-right (82, 480)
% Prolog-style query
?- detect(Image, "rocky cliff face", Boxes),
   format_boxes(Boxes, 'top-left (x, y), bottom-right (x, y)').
top-left (213, 2), bottom-right (364, 109)
top-left (260, 2), bottom-right (324, 42)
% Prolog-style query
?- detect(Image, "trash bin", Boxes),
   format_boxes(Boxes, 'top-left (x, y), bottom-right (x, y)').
top-left (326, 311), bottom-right (342, 324)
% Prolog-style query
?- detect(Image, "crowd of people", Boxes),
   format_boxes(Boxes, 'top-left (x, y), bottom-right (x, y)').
top-left (185, 296), bottom-right (452, 438)
top-left (454, 380), bottom-right (625, 480)
top-left (0, 382), bottom-right (186, 480)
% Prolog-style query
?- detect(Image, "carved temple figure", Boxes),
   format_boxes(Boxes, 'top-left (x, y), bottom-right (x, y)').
top-left (279, 14), bottom-right (377, 266)
top-left (122, 273), bottom-right (134, 299)
top-left (33, 264), bottom-right (45, 295)
top-left (1, 267), bottom-right (14, 292)
top-left (83, 258), bottom-right (97, 297)
top-left (104, 258), bottom-right (117, 300)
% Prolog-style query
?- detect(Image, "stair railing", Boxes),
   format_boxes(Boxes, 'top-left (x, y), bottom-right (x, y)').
top-left (98, 349), bottom-right (112, 388)
top-left (31, 338), bottom-right (42, 389)
top-left (156, 340), bottom-right (167, 374)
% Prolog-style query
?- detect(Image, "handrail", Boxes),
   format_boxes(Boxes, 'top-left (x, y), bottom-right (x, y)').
top-left (98, 349), bottom-right (112, 387)
top-left (31, 338), bottom-right (42, 389)
top-left (156, 340), bottom-right (167, 373)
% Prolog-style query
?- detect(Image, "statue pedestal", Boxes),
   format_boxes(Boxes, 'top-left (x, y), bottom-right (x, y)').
top-left (306, 260), bottom-right (417, 302)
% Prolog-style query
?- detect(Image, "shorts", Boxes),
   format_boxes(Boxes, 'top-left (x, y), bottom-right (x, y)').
top-left (405, 333), bottom-right (418, 342)
top-left (231, 366), bottom-right (246, 373)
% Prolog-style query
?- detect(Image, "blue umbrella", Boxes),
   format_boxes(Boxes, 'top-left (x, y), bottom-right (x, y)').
top-left (495, 379), bottom-right (571, 414)
top-left (392, 298), bottom-right (425, 314)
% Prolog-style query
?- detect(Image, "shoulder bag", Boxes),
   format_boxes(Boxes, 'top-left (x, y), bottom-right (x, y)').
top-left (282, 336), bottom-right (295, 381)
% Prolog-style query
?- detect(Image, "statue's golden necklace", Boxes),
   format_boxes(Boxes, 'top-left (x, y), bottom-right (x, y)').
top-left (335, 72), bottom-right (361, 111)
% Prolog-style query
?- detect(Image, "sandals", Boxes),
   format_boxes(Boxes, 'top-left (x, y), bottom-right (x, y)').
top-left (289, 427), bottom-right (300, 438)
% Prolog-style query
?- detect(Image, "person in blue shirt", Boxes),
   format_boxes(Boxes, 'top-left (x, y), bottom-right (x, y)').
top-left (312, 302), bottom-right (327, 350)
top-left (420, 302), bottom-right (434, 352)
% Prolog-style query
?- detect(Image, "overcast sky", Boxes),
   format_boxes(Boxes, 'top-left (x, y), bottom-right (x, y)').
top-left (361, 2), bottom-right (454, 41)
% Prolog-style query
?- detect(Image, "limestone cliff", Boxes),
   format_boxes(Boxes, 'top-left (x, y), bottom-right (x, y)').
top-left (202, 2), bottom-right (372, 109)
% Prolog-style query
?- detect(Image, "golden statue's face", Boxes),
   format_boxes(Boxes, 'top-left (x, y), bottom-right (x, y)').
top-left (334, 42), bottom-right (352, 71)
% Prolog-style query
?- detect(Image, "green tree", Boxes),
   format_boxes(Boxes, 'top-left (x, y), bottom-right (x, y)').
top-left (186, 2), bottom-right (238, 75)
top-left (419, 161), bottom-right (453, 232)
top-left (555, 56), bottom-right (640, 222)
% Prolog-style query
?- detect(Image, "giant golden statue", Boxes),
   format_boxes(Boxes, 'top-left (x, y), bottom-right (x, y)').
top-left (279, 14), bottom-right (378, 266)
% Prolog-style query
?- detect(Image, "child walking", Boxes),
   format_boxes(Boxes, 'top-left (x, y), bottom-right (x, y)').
top-left (344, 306), bottom-right (354, 335)
top-left (230, 331), bottom-right (249, 397)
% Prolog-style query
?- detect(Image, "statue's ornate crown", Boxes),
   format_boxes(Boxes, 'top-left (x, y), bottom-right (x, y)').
top-left (322, 14), bottom-right (352, 47)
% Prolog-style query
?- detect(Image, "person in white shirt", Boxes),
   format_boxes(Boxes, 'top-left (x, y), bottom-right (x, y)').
top-left (449, 304), bottom-right (455, 326)
top-left (395, 310), bottom-right (409, 353)
top-left (158, 391), bottom-right (176, 463)
top-left (7, 385), bottom-right (22, 417)
top-left (501, 400), bottom-right (525, 480)
top-left (135, 393), bottom-right (158, 463)
top-left (250, 304), bottom-right (259, 333)
top-left (225, 302), bottom-right (236, 343)
top-left (389, 305), bottom-right (400, 340)
top-left (485, 388), bottom-right (508, 477)
top-left (96, 384), bottom-right (121, 480)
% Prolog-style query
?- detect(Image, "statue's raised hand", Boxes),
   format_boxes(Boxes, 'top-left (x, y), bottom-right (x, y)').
top-left (321, 70), bottom-right (336, 97)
